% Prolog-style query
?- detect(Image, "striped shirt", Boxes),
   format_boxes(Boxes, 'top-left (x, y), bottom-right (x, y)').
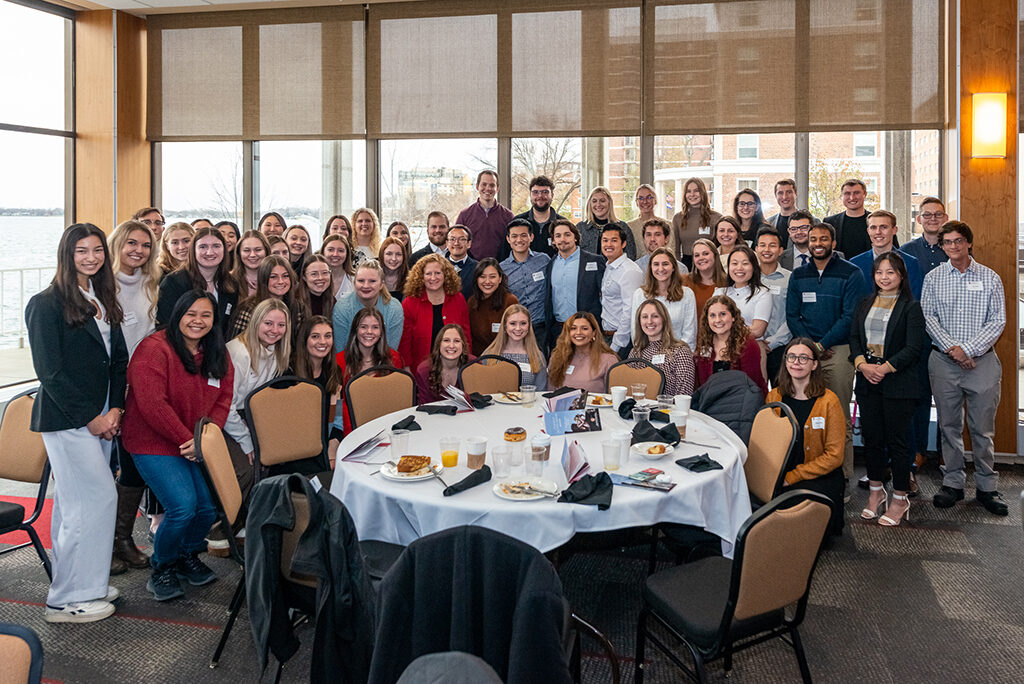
top-left (921, 259), bottom-right (1005, 358)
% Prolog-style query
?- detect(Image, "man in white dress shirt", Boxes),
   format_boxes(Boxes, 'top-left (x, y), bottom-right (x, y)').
top-left (600, 224), bottom-right (644, 357)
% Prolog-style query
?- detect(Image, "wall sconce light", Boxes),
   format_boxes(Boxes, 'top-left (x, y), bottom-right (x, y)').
top-left (972, 92), bottom-right (1007, 158)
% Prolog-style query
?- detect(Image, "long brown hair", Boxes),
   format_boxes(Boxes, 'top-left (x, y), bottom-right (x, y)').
top-left (427, 323), bottom-right (469, 398)
top-left (695, 294), bottom-right (750, 362)
top-left (467, 258), bottom-right (510, 312)
top-left (292, 315), bottom-right (341, 396)
top-left (53, 223), bottom-right (124, 327)
top-left (321, 233), bottom-right (356, 278)
top-left (231, 230), bottom-right (270, 293)
top-left (683, 177), bottom-right (714, 230)
top-left (343, 307), bottom-right (394, 382)
top-left (296, 254), bottom-right (336, 318)
top-left (775, 337), bottom-right (827, 399)
top-left (184, 227), bottom-right (237, 295)
top-left (548, 312), bottom-right (615, 388)
top-left (378, 236), bottom-right (409, 290)
top-left (633, 298), bottom-right (685, 353)
top-left (641, 247), bottom-right (686, 301)
top-left (688, 238), bottom-right (727, 287)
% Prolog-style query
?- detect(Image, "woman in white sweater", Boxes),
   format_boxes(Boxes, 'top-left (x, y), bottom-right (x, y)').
top-left (108, 220), bottom-right (161, 575)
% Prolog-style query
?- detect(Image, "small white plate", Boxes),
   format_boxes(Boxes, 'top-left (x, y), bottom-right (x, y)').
top-left (630, 441), bottom-right (675, 461)
top-left (491, 392), bottom-right (522, 405)
top-left (380, 460), bottom-right (443, 482)
top-left (586, 393), bottom-right (615, 409)
top-left (493, 478), bottom-right (558, 501)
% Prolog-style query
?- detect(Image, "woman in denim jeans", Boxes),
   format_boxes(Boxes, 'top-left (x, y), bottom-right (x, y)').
top-left (121, 290), bottom-right (234, 601)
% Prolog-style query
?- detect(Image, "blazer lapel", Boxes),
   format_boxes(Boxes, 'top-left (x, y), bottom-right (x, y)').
top-left (883, 297), bottom-right (907, 352)
top-left (84, 316), bottom-right (105, 353)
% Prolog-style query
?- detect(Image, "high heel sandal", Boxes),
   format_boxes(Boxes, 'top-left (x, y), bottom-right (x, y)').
top-left (879, 493), bottom-right (910, 526)
top-left (860, 484), bottom-right (888, 520)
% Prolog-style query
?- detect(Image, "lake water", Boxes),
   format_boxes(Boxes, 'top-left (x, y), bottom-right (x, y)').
top-left (0, 216), bottom-right (64, 343)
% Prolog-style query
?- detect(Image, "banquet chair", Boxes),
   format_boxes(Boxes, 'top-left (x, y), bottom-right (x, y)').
top-left (193, 418), bottom-right (247, 669)
top-left (458, 355), bottom-right (522, 395)
top-left (246, 376), bottom-right (328, 479)
top-left (635, 490), bottom-right (832, 684)
top-left (345, 366), bottom-right (416, 429)
top-left (0, 621), bottom-right (44, 684)
top-left (649, 403), bottom-right (799, 572)
top-left (606, 359), bottom-right (665, 398)
top-left (0, 389), bottom-right (52, 580)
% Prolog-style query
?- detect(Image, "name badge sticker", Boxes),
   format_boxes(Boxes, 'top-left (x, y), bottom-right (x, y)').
top-left (966, 281), bottom-right (983, 292)
top-left (123, 311), bottom-right (139, 326)
top-left (811, 416), bottom-right (825, 430)
top-left (566, 365), bottom-right (575, 375)
top-left (651, 354), bottom-right (666, 365)
top-left (518, 362), bottom-right (531, 373)
top-left (208, 377), bottom-right (221, 388)
top-left (585, 262), bottom-right (598, 272)
top-left (882, 311), bottom-right (892, 322)
top-left (224, 302), bottom-right (232, 315)
top-left (769, 286), bottom-right (781, 296)
top-left (491, 322), bottom-right (501, 333)
top-left (698, 227), bottom-right (711, 235)
top-left (802, 292), bottom-right (817, 303)
top-left (532, 271), bottom-right (545, 282)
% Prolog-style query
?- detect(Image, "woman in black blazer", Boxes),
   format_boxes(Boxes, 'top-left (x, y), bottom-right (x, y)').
top-left (849, 252), bottom-right (925, 527)
top-left (26, 223), bottom-right (128, 624)
top-left (156, 226), bottom-right (238, 335)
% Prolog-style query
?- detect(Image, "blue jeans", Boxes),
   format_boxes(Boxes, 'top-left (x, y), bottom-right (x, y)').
top-left (133, 453), bottom-right (217, 570)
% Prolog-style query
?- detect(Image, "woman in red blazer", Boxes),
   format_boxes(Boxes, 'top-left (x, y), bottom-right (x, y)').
top-left (336, 307), bottom-right (404, 433)
top-left (693, 294), bottom-right (767, 396)
top-left (399, 253), bottom-right (471, 371)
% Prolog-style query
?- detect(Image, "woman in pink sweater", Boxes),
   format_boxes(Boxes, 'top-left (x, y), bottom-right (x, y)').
top-left (122, 290), bottom-right (233, 602)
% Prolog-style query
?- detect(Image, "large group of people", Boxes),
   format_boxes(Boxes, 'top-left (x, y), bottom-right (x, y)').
top-left (25, 171), bottom-right (1008, 626)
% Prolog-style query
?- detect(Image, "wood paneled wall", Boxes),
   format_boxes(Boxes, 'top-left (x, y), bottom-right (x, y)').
top-left (959, 0), bottom-right (1018, 455)
top-left (75, 10), bottom-right (149, 232)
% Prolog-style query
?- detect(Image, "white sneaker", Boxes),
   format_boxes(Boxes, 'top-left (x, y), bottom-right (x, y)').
top-left (105, 586), bottom-right (120, 602)
top-left (205, 538), bottom-right (229, 550)
top-left (44, 600), bottom-right (115, 623)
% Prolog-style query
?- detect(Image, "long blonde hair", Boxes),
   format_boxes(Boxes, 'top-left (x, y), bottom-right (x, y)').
top-left (237, 298), bottom-right (291, 374)
top-left (483, 304), bottom-right (545, 374)
top-left (548, 312), bottom-right (615, 388)
top-left (110, 220), bottom-right (160, 319)
top-left (585, 186), bottom-right (619, 225)
top-left (158, 222), bottom-right (194, 274)
top-left (351, 207), bottom-right (382, 253)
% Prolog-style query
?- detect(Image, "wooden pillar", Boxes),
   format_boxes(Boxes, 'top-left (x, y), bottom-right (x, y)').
top-left (75, 10), bottom-right (149, 232)
top-left (959, 0), bottom-right (1018, 456)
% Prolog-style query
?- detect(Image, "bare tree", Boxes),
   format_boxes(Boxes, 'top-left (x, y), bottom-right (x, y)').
top-left (808, 160), bottom-right (879, 217)
top-left (510, 138), bottom-right (582, 215)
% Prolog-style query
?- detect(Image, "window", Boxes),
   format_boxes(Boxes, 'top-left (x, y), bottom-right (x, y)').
top-left (737, 179), bottom-right (758, 194)
top-left (854, 132), bottom-right (878, 157)
top-left (160, 142), bottom-right (244, 225)
top-left (379, 139), bottom-right (497, 249)
top-left (809, 131), bottom-right (884, 216)
top-left (511, 138), bottom-right (582, 219)
top-left (737, 134), bottom-right (759, 159)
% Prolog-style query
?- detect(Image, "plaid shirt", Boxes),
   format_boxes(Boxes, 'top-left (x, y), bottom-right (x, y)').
top-left (921, 258), bottom-right (1005, 357)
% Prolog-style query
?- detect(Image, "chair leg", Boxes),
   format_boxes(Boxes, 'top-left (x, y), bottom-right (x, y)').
top-left (723, 643), bottom-right (733, 676)
top-left (24, 526), bottom-right (52, 580)
top-left (210, 576), bottom-right (246, 668)
top-left (790, 627), bottom-right (813, 684)
top-left (634, 607), bottom-right (648, 684)
top-left (571, 613), bottom-right (620, 684)
top-left (687, 643), bottom-right (709, 684)
top-left (273, 658), bottom-right (284, 684)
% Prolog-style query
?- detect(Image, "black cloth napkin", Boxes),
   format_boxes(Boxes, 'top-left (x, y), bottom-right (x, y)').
top-left (443, 465), bottom-right (492, 497)
top-left (542, 386), bottom-right (576, 399)
top-left (649, 408), bottom-right (671, 423)
top-left (557, 472), bottom-right (613, 510)
top-left (417, 403), bottom-right (458, 416)
top-left (676, 453), bottom-right (722, 473)
top-left (468, 392), bottom-right (494, 409)
top-left (617, 398), bottom-right (637, 419)
top-left (631, 421), bottom-right (681, 446)
top-left (391, 415), bottom-right (421, 431)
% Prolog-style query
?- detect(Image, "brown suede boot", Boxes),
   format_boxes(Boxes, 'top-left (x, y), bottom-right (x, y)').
top-left (111, 552), bottom-right (127, 575)
top-left (113, 484), bottom-right (151, 569)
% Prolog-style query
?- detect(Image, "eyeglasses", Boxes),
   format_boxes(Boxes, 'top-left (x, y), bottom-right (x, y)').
top-left (785, 354), bottom-right (813, 364)
top-left (736, 201), bottom-right (757, 209)
top-left (941, 237), bottom-right (966, 246)
top-left (530, 189), bottom-right (552, 196)
top-left (636, 195), bottom-right (655, 202)
top-left (447, 236), bottom-right (469, 244)
top-left (919, 211), bottom-right (946, 220)
top-left (141, 219), bottom-right (165, 228)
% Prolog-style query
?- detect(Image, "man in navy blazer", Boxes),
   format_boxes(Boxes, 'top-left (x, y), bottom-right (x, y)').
top-left (849, 210), bottom-right (923, 299)
top-left (543, 218), bottom-right (606, 351)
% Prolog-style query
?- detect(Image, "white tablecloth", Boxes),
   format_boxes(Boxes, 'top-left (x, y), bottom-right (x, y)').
top-left (329, 401), bottom-right (751, 553)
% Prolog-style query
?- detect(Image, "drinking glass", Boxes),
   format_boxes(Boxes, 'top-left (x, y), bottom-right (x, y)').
top-left (519, 384), bottom-right (536, 407)
top-left (439, 437), bottom-right (460, 468)
top-left (492, 445), bottom-right (511, 478)
top-left (602, 439), bottom-right (621, 471)
top-left (390, 429), bottom-right (409, 460)
top-left (630, 383), bottom-right (647, 402)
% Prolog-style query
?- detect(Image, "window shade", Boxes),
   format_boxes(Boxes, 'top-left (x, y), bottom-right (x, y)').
top-left (147, 7), bottom-right (365, 141)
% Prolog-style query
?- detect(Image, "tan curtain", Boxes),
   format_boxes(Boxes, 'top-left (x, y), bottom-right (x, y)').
top-left (147, 7), bottom-right (365, 141)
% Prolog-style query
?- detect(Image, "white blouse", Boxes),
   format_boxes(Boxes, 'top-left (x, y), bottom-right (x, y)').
top-left (714, 285), bottom-right (773, 338)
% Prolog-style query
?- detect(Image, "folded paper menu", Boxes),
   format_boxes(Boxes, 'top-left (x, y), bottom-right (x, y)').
top-left (561, 438), bottom-right (591, 484)
top-left (341, 429), bottom-right (388, 462)
top-left (443, 384), bottom-right (475, 412)
top-left (543, 407), bottom-right (602, 436)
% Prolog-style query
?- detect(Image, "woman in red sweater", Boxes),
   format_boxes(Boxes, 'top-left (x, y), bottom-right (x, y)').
top-left (335, 307), bottom-right (404, 432)
top-left (399, 253), bottom-right (471, 371)
top-left (693, 294), bottom-right (767, 396)
top-left (122, 290), bottom-right (233, 602)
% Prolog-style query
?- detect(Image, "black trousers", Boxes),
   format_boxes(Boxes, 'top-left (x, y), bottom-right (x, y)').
top-left (783, 468), bottom-right (845, 536)
top-left (857, 385), bottom-right (917, 491)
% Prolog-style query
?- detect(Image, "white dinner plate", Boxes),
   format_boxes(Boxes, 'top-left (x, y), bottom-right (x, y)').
top-left (630, 441), bottom-right (675, 460)
top-left (380, 460), bottom-right (443, 482)
top-left (586, 393), bottom-right (615, 409)
top-left (493, 478), bottom-right (558, 501)
top-left (491, 392), bottom-right (523, 405)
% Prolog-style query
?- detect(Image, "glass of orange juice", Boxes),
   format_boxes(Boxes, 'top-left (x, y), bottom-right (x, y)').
top-left (439, 437), bottom-right (460, 468)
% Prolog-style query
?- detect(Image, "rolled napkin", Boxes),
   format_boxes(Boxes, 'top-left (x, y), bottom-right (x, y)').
top-left (632, 421), bottom-right (681, 446)
top-left (468, 392), bottom-right (494, 409)
top-left (676, 453), bottom-right (722, 473)
top-left (649, 408), bottom-right (670, 423)
top-left (557, 472), bottom-right (613, 510)
top-left (417, 404), bottom-right (458, 416)
top-left (443, 465), bottom-right (492, 496)
top-left (616, 398), bottom-right (637, 419)
top-left (391, 415), bottom-right (421, 431)
top-left (542, 386), bottom-right (576, 399)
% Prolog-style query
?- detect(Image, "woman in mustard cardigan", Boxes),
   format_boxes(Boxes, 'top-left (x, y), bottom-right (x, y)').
top-left (766, 337), bottom-right (846, 536)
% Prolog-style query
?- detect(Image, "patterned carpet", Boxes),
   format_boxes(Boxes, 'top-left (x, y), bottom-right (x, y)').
top-left (1, 464), bottom-right (1021, 683)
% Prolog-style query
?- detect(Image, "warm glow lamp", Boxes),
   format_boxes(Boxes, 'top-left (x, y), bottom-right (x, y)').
top-left (971, 92), bottom-right (1007, 158)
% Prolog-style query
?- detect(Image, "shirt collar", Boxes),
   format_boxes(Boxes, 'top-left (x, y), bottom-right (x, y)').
top-left (607, 254), bottom-right (628, 269)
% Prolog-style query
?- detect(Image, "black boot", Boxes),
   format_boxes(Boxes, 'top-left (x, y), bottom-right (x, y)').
top-left (113, 484), bottom-right (150, 569)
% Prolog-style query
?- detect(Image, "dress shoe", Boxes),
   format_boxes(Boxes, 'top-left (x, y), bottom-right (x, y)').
top-left (932, 485), bottom-right (964, 509)
top-left (976, 490), bottom-right (1009, 516)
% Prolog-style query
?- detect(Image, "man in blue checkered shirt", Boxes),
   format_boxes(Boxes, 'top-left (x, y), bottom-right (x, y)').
top-left (920, 221), bottom-right (1008, 516)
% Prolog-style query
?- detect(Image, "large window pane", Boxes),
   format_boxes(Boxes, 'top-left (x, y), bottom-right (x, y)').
top-left (910, 129), bottom-right (941, 234)
top-left (511, 138), bottom-right (582, 219)
top-left (0, 1), bottom-right (69, 131)
top-left (809, 131), bottom-right (883, 217)
top-left (379, 139), bottom-right (497, 249)
top-left (161, 141), bottom-right (243, 225)
top-left (0, 131), bottom-right (65, 350)
top-left (257, 140), bottom-right (367, 235)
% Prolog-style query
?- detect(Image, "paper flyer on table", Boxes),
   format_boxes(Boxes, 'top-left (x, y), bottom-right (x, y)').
top-left (543, 407), bottom-right (603, 436)
top-left (443, 384), bottom-right (475, 412)
top-left (341, 429), bottom-right (388, 462)
top-left (561, 439), bottom-right (591, 483)
top-left (544, 389), bottom-right (588, 413)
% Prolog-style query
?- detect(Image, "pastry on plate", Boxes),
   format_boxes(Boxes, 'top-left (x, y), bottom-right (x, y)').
top-left (396, 455), bottom-right (431, 473)
top-left (503, 427), bottom-right (527, 442)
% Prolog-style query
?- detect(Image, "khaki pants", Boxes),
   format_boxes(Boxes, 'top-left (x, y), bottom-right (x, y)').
top-left (820, 344), bottom-right (855, 479)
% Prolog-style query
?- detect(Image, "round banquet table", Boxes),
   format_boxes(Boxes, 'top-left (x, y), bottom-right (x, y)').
top-left (329, 399), bottom-right (752, 554)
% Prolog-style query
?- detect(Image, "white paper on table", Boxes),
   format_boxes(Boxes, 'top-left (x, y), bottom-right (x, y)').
top-left (341, 429), bottom-right (388, 462)
top-left (561, 438), bottom-right (592, 483)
